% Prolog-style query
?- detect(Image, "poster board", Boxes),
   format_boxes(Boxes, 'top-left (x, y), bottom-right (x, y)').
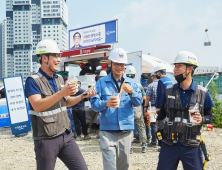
top-left (3, 76), bottom-right (31, 135)
top-left (69, 19), bottom-right (117, 49)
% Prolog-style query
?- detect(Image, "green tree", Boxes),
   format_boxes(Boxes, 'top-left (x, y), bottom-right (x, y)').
top-left (209, 82), bottom-right (222, 127)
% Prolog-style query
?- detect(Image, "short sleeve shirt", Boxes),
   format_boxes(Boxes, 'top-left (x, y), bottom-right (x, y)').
top-left (146, 80), bottom-right (159, 105)
top-left (25, 68), bottom-right (60, 97)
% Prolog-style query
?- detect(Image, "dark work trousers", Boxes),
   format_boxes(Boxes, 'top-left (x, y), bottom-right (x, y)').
top-left (150, 122), bottom-right (157, 144)
top-left (72, 109), bottom-right (88, 136)
top-left (34, 132), bottom-right (88, 170)
top-left (157, 141), bottom-right (203, 170)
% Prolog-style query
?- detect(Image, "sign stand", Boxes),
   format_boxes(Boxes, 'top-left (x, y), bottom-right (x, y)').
top-left (15, 132), bottom-right (28, 137)
top-left (3, 76), bottom-right (31, 136)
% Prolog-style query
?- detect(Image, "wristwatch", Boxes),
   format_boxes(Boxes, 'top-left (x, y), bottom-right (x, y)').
top-left (144, 106), bottom-right (148, 108)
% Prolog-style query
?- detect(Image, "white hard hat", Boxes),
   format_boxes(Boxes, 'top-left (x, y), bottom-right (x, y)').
top-left (125, 65), bottom-right (136, 74)
top-left (153, 64), bottom-right (166, 73)
top-left (100, 70), bottom-right (107, 77)
top-left (151, 70), bottom-right (156, 76)
top-left (171, 51), bottom-right (198, 67)
top-left (109, 48), bottom-right (128, 64)
top-left (36, 39), bottom-right (61, 55)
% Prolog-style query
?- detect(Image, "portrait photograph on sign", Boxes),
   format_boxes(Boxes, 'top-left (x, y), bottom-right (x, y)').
top-left (69, 20), bottom-right (117, 49)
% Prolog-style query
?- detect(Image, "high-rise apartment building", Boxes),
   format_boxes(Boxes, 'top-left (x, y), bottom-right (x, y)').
top-left (5, 0), bottom-right (68, 81)
top-left (0, 20), bottom-right (7, 80)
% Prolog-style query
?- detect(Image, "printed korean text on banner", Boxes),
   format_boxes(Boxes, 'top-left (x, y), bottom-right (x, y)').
top-left (69, 20), bottom-right (117, 49)
top-left (3, 76), bottom-right (31, 135)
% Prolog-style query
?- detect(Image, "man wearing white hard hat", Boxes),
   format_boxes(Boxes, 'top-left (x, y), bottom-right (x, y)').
top-left (25, 39), bottom-right (97, 170)
top-left (144, 64), bottom-right (173, 152)
top-left (100, 70), bottom-right (107, 77)
top-left (152, 64), bottom-right (173, 110)
top-left (125, 65), bottom-right (147, 153)
top-left (155, 51), bottom-right (213, 170)
top-left (91, 48), bottom-right (143, 170)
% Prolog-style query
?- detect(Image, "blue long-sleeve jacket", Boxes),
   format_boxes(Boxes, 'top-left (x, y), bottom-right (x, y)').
top-left (90, 73), bottom-right (143, 131)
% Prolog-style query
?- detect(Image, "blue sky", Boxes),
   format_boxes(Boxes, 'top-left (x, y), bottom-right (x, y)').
top-left (1, 0), bottom-right (221, 66)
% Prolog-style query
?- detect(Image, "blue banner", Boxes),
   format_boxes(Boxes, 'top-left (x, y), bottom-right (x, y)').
top-left (3, 76), bottom-right (31, 135)
top-left (0, 105), bottom-right (10, 127)
top-left (69, 20), bottom-right (117, 49)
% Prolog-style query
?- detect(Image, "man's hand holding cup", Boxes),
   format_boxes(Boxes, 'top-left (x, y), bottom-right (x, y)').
top-left (106, 93), bottom-right (120, 108)
top-left (61, 83), bottom-right (78, 96)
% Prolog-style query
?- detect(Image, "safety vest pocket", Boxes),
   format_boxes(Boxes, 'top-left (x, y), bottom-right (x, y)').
top-left (102, 92), bottom-right (112, 100)
top-left (42, 116), bottom-right (57, 136)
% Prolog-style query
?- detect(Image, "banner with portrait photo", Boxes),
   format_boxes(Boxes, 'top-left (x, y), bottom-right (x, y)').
top-left (69, 20), bottom-right (117, 49)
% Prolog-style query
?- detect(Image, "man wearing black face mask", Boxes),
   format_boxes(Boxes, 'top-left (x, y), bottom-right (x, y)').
top-left (155, 51), bottom-right (214, 170)
top-left (154, 65), bottom-right (173, 110)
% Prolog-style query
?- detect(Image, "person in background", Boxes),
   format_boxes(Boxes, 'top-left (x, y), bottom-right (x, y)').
top-left (84, 63), bottom-right (93, 74)
top-left (144, 71), bottom-right (159, 147)
top-left (140, 74), bottom-right (149, 92)
top-left (91, 48), bottom-right (143, 170)
top-left (63, 76), bottom-right (76, 138)
top-left (101, 63), bottom-right (111, 74)
top-left (0, 88), bottom-right (5, 98)
top-left (154, 65), bottom-right (173, 110)
top-left (72, 80), bottom-right (91, 141)
top-left (88, 72), bottom-right (107, 135)
top-left (125, 65), bottom-right (147, 153)
top-left (153, 65), bottom-right (173, 152)
top-left (79, 63), bottom-right (85, 76)
top-left (156, 51), bottom-right (213, 170)
top-left (140, 73), bottom-right (150, 143)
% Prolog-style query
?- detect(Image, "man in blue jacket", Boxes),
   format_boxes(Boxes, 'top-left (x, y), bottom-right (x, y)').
top-left (91, 48), bottom-right (143, 170)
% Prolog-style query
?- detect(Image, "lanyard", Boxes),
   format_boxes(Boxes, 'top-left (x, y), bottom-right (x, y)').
top-left (111, 72), bottom-right (124, 92)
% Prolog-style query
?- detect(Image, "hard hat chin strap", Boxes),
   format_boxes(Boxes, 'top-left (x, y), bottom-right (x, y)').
top-left (181, 67), bottom-right (190, 80)
top-left (45, 54), bottom-right (54, 73)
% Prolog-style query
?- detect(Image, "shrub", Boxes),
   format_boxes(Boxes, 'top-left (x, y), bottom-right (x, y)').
top-left (209, 82), bottom-right (222, 127)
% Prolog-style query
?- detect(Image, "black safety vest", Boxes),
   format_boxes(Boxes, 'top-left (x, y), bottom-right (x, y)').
top-left (162, 84), bottom-right (208, 147)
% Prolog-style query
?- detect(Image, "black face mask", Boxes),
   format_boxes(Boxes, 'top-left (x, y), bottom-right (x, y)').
top-left (156, 75), bottom-right (160, 79)
top-left (174, 70), bottom-right (189, 83)
top-left (175, 74), bottom-right (186, 83)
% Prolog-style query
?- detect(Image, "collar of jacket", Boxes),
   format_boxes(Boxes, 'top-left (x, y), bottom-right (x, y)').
top-left (104, 72), bottom-right (131, 89)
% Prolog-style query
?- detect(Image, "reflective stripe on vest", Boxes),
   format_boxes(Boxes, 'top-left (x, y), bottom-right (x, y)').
top-left (160, 77), bottom-right (173, 89)
top-left (29, 106), bottom-right (67, 117)
top-left (163, 81), bottom-right (172, 84)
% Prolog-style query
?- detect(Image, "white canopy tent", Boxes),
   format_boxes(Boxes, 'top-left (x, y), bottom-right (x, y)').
top-left (142, 54), bottom-right (174, 74)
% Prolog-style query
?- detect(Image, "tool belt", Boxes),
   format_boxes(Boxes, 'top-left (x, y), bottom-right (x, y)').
top-left (162, 132), bottom-right (198, 141)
